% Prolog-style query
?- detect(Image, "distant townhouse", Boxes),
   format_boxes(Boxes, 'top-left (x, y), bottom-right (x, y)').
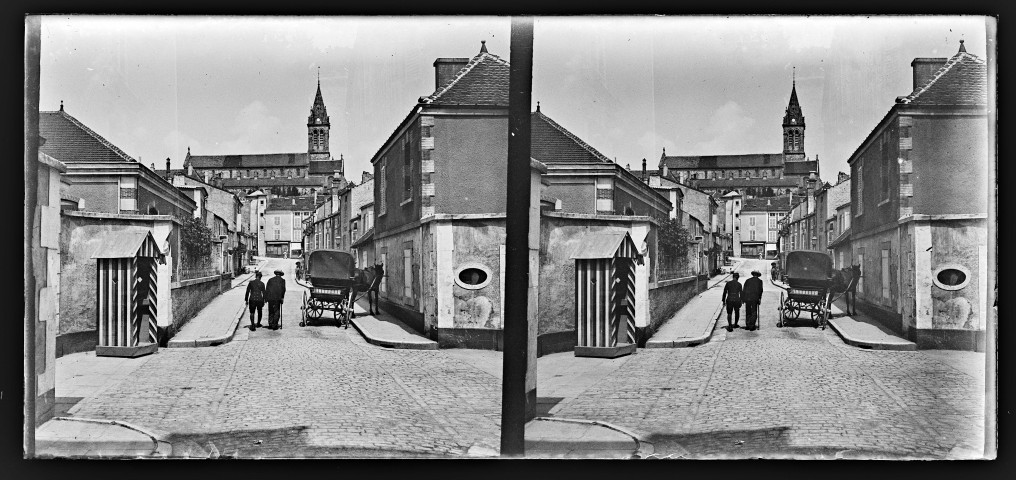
top-left (264, 195), bottom-right (317, 258)
top-left (847, 41), bottom-right (989, 350)
top-left (814, 172), bottom-right (851, 255)
top-left (739, 195), bottom-right (797, 259)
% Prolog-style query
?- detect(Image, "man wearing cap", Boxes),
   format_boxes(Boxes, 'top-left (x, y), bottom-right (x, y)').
top-left (244, 271), bottom-right (266, 331)
top-left (721, 272), bottom-right (743, 331)
top-left (743, 270), bottom-right (764, 331)
top-left (265, 269), bottom-right (287, 330)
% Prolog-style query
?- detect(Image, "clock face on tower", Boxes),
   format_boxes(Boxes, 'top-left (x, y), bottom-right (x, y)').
top-left (316, 118), bottom-right (321, 124)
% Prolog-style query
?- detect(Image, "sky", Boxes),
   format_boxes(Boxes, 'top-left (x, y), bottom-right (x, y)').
top-left (37, 15), bottom-right (991, 183)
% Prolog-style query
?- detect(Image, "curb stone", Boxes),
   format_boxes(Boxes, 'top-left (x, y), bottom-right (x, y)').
top-left (826, 317), bottom-right (917, 351)
top-left (48, 416), bottom-right (172, 457)
top-left (349, 317), bottom-right (439, 350)
top-left (530, 417), bottom-right (658, 459)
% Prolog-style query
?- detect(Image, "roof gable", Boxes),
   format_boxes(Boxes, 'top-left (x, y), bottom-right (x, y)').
top-left (570, 232), bottom-right (644, 262)
top-left (900, 51), bottom-right (987, 106)
top-left (91, 230), bottom-right (165, 260)
top-left (420, 52), bottom-right (510, 106)
top-left (531, 111), bottom-right (613, 164)
top-left (39, 111), bottom-right (137, 163)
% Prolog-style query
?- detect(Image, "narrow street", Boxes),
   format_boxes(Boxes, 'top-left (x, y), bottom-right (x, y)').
top-left (53, 255), bottom-right (985, 458)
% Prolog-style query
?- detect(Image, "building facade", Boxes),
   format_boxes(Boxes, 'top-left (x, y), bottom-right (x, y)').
top-left (848, 42), bottom-right (989, 350)
top-left (264, 196), bottom-right (317, 258)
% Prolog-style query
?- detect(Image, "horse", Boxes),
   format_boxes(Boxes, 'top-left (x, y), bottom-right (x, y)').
top-left (351, 263), bottom-right (384, 317)
top-left (829, 264), bottom-right (860, 316)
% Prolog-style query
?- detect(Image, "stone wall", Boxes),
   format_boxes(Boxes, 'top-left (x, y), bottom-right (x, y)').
top-left (166, 273), bottom-right (231, 343)
top-left (644, 276), bottom-right (704, 345)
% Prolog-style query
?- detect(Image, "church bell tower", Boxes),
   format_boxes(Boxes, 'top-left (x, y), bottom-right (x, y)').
top-left (782, 69), bottom-right (806, 162)
top-left (308, 69), bottom-right (331, 162)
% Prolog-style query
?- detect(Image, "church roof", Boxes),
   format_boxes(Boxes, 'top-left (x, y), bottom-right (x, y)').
top-left (39, 109), bottom-right (137, 163)
top-left (217, 176), bottom-right (330, 188)
top-left (899, 43), bottom-right (987, 106)
top-left (660, 153), bottom-right (785, 170)
top-left (531, 110), bottom-right (613, 164)
top-left (783, 160), bottom-right (819, 175)
top-left (689, 177), bottom-right (800, 189)
top-left (419, 43), bottom-right (510, 106)
top-left (187, 152), bottom-right (310, 169)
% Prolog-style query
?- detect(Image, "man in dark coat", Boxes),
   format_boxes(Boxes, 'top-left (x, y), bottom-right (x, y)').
top-left (721, 272), bottom-right (743, 331)
top-left (265, 269), bottom-right (287, 330)
top-left (244, 271), bottom-right (266, 330)
top-left (742, 270), bottom-right (764, 331)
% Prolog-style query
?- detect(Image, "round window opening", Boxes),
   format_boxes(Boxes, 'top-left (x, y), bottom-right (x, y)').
top-left (932, 265), bottom-right (971, 291)
top-left (455, 265), bottom-right (492, 290)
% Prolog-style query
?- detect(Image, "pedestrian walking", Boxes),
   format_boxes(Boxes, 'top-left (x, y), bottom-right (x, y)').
top-left (743, 270), bottom-right (764, 331)
top-left (266, 269), bottom-right (287, 330)
top-left (245, 271), bottom-right (266, 331)
top-left (721, 272), bottom-right (743, 331)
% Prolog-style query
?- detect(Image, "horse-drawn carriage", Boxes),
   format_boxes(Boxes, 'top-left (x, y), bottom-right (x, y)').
top-left (774, 251), bottom-right (835, 329)
top-left (299, 249), bottom-right (383, 328)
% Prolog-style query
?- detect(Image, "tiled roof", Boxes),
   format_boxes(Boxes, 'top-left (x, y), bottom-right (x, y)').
top-left (531, 111), bottom-right (613, 164)
top-left (187, 152), bottom-right (310, 169)
top-left (689, 177), bottom-right (800, 188)
top-left (740, 196), bottom-right (803, 212)
top-left (39, 110), bottom-right (137, 163)
top-left (783, 160), bottom-right (819, 175)
top-left (267, 195), bottom-right (320, 212)
top-left (419, 51), bottom-right (510, 106)
top-left (308, 160), bottom-right (343, 175)
top-left (661, 153), bottom-right (785, 170)
top-left (900, 50), bottom-right (987, 106)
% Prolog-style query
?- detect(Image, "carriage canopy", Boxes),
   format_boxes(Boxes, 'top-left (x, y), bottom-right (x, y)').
top-left (307, 249), bottom-right (356, 287)
top-left (785, 251), bottom-right (833, 283)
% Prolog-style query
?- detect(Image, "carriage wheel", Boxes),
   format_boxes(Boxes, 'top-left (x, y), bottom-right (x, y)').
top-left (300, 292), bottom-right (308, 327)
top-left (307, 298), bottom-right (324, 320)
top-left (788, 301), bottom-right (801, 320)
top-left (333, 303), bottom-right (343, 327)
top-left (811, 306), bottom-right (821, 327)
top-left (345, 295), bottom-right (354, 329)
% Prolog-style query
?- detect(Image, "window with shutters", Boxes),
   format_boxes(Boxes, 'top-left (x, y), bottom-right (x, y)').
top-left (403, 138), bottom-right (412, 201)
top-left (881, 249), bottom-right (890, 302)
top-left (855, 159), bottom-right (864, 216)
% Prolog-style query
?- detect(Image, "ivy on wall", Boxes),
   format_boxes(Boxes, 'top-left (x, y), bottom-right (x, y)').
top-left (180, 216), bottom-right (214, 263)
top-left (658, 218), bottom-right (691, 261)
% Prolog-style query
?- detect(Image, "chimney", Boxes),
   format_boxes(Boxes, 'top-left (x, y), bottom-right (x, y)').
top-left (433, 57), bottom-right (470, 90)
top-left (642, 158), bottom-right (647, 182)
top-left (911, 57), bottom-right (948, 90)
top-left (166, 157), bottom-right (171, 178)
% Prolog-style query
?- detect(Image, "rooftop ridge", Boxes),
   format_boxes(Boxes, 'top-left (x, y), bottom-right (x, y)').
top-left (901, 51), bottom-right (985, 104)
top-left (534, 111), bottom-right (613, 164)
top-left (420, 51), bottom-right (510, 104)
top-left (44, 110), bottom-right (137, 163)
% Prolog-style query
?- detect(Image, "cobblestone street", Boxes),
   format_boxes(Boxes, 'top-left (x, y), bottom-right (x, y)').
top-left (60, 258), bottom-right (986, 459)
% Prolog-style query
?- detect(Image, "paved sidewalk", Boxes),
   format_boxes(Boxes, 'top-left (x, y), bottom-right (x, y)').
top-left (522, 417), bottom-right (649, 459)
top-left (827, 299), bottom-right (917, 351)
top-left (166, 260), bottom-right (267, 348)
top-left (349, 300), bottom-right (438, 350)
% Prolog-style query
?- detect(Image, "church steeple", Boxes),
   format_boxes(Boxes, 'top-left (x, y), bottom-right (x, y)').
top-left (308, 68), bottom-right (331, 161)
top-left (782, 69), bottom-right (806, 160)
